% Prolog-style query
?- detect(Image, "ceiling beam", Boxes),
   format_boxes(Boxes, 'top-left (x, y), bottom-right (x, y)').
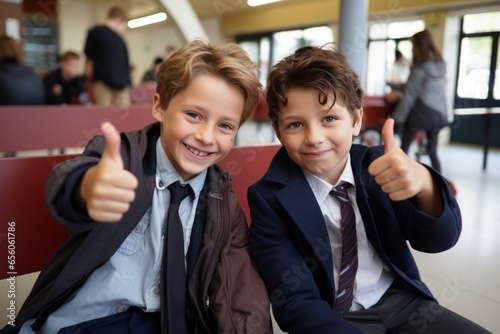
top-left (157, 0), bottom-right (208, 42)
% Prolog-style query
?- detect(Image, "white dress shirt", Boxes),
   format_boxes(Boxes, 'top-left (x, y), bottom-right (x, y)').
top-left (302, 153), bottom-right (395, 312)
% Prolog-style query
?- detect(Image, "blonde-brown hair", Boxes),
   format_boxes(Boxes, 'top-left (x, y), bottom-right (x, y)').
top-left (266, 44), bottom-right (363, 131)
top-left (155, 39), bottom-right (261, 126)
top-left (59, 51), bottom-right (80, 62)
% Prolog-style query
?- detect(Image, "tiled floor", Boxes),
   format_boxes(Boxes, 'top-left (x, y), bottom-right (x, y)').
top-left (410, 143), bottom-right (500, 333)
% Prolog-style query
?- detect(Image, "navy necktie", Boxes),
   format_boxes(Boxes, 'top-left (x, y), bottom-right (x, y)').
top-left (330, 183), bottom-right (358, 314)
top-left (163, 181), bottom-right (192, 333)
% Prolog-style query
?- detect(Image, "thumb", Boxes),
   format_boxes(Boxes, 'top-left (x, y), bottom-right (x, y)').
top-left (100, 122), bottom-right (123, 169)
top-left (381, 118), bottom-right (398, 153)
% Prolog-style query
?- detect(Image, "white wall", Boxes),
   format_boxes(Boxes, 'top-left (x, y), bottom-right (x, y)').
top-left (125, 23), bottom-right (184, 85)
top-left (126, 16), bottom-right (225, 85)
top-left (57, 0), bottom-right (225, 85)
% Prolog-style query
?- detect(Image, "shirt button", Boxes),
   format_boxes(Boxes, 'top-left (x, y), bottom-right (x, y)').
top-left (134, 225), bottom-right (142, 233)
top-left (154, 286), bottom-right (160, 295)
top-left (117, 305), bottom-right (127, 313)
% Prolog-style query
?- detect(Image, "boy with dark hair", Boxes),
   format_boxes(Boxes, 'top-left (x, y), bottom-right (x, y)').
top-left (248, 44), bottom-right (490, 334)
top-left (2, 40), bottom-right (271, 334)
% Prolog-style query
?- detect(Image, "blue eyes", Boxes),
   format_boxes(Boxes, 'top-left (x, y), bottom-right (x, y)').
top-left (219, 123), bottom-right (233, 130)
top-left (187, 112), bottom-right (200, 119)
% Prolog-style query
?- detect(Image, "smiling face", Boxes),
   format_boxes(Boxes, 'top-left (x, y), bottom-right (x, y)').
top-left (275, 87), bottom-right (363, 185)
top-left (152, 74), bottom-right (244, 181)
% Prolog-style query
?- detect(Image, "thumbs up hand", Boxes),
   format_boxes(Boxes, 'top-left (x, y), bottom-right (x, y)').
top-left (80, 122), bottom-right (139, 222)
top-left (367, 119), bottom-right (434, 202)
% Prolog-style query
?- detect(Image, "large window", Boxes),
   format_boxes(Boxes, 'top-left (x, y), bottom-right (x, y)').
top-left (366, 20), bottom-right (424, 96)
top-left (237, 26), bottom-right (333, 88)
top-left (455, 11), bottom-right (500, 108)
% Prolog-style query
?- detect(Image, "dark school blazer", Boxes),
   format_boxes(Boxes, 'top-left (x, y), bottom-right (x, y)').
top-left (249, 145), bottom-right (461, 334)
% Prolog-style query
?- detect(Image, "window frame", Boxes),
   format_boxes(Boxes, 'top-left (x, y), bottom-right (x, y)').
top-left (454, 17), bottom-right (500, 109)
top-left (236, 25), bottom-right (333, 88)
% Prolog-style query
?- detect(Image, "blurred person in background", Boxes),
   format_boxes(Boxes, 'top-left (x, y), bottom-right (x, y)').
top-left (44, 51), bottom-right (90, 105)
top-left (388, 49), bottom-right (410, 92)
top-left (84, 6), bottom-right (131, 106)
top-left (0, 35), bottom-right (44, 105)
top-left (391, 29), bottom-right (448, 173)
top-left (385, 50), bottom-right (410, 118)
top-left (142, 56), bottom-right (164, 83)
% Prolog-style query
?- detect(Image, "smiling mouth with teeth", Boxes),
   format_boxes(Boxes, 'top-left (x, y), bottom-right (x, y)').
top-left (186, 144), bottom-right (210, 157)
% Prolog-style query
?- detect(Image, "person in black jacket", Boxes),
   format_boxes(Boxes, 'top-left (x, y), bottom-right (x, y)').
top-left (84, 6), bottom-right (131, 106)
top-left (44, 51), bottom-right (90, 105)
top-left (0, 35), bottom-right (44, 105)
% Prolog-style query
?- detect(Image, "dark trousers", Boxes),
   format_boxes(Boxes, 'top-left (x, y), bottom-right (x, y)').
top-left (343, 278), bottom-right (491, 334)
top-left (401, 127), bottom-right (441, 173)
top-left (56, 307), bottom-right (160, 334)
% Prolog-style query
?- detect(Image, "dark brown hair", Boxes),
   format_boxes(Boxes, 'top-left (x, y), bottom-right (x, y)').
top-left (411, 29), bottom-right (443, 64)
top-left (266, 44), bottom-right (363, 131)
top-left (155, 39), bottom-right (262, 126)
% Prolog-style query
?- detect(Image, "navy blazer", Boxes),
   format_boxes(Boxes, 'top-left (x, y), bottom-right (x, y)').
top-left (248, 145), bottom-right (461, 334)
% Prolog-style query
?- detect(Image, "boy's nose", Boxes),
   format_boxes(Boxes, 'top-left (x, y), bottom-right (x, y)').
top-left (195, 125), bottom-right (215, 145)
top-left (305, 127), bottom-right (323, 146)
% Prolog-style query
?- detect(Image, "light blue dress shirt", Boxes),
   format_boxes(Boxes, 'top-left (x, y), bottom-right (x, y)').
top-left (21, 138), bottom-right (207, 334)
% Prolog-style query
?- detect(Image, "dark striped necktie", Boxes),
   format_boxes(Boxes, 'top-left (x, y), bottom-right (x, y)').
top-left (330, 183), bottom-right (358, 314)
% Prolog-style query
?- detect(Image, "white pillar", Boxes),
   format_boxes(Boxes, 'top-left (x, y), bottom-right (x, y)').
top-left (338, 0), bottom-right (368, 90)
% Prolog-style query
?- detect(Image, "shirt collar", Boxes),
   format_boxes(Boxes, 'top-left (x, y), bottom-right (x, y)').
top-left (302, 153), bottom-right (355, 203)
top-left (155, 138), bottom-right (207, 198)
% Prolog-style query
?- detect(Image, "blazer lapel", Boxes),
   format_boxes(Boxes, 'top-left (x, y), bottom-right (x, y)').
top-left (267, 148), bottom-right (335, 292)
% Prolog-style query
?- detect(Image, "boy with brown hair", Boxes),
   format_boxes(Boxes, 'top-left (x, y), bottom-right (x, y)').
top-left (44, 51), bottom-right (90, 105)
top-left (248, 44), bottom-right (490, 333)
top-left (2, 40), bottom-right (271, 334)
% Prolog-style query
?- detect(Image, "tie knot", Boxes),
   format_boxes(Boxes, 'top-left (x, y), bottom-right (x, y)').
top-left (330, 183), bottom-right (351, 203)
top-left (168, 181), bottom-right (192, 204)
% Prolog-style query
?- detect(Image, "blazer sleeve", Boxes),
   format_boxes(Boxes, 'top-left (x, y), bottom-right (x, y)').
top-left (248, 186), bottom-right (362, 334)
top-left (209, 189), bottom-right (273, 334)
top-left (45, 135), bottom-right (108, 233)
top-left (393, 165), bottom-right (462, 253)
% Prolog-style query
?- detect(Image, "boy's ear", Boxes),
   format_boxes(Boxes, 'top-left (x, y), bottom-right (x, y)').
top-left (352, 108), bottom-right (363, 136)
top-left (152, 93), bottom-right (164, 122)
